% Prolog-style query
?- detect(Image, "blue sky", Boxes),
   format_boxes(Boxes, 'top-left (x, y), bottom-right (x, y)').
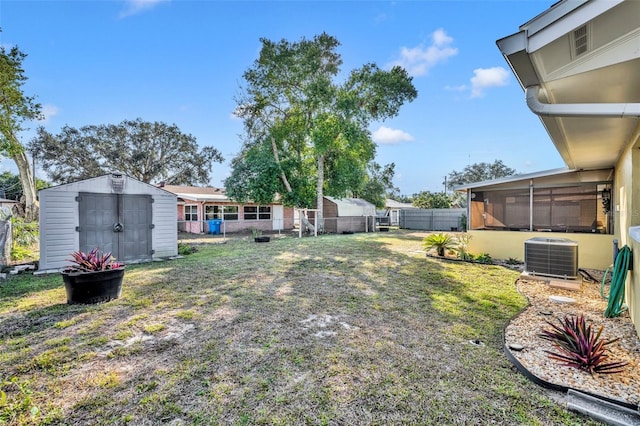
top-left (1, 0), bottom-right (566, 196)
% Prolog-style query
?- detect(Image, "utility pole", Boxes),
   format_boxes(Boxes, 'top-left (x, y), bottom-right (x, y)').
top-left (443, 176), bottom-right (447, 194)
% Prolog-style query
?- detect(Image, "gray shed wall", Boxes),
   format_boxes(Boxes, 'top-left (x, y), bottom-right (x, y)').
top-left (39, 175), bottom-right (177, 271)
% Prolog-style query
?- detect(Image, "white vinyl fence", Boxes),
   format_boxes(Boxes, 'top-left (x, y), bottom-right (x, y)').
top-left (399, 208), bottom-right (466, 231)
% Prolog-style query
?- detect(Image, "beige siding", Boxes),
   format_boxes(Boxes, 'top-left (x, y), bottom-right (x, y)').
top-left (38, 190), bottom-right (79, 271)
top-left (153, 193), bottom-right (178, 258)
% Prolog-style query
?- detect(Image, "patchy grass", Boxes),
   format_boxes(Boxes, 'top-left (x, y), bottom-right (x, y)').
top-left (0, 231), bottom-right (598, 425)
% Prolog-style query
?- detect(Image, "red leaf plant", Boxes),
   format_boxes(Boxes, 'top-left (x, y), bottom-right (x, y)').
top-left (538, 314), bottom-right (628, 375)
top-left (64, 248), bottom-right (124, 273)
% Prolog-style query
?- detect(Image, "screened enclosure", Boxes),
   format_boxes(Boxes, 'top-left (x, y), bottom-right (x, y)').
top-left (465, 169), bottom-right (613, 235)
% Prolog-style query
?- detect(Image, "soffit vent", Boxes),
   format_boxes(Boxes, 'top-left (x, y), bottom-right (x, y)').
top-left (572, 25), bottom-right (589, 57)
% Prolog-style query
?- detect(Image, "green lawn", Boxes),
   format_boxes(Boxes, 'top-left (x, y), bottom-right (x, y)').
top-left (0, 231), bottom-right (599, 425)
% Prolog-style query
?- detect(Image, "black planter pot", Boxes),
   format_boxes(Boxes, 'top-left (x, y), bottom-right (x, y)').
top-left (254, 236), bottom-right (270, 243)
top-left (62, 267), bottom-right (125, 304)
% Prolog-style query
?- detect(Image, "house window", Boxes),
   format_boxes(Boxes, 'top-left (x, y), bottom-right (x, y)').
top-left (185, 205), bottom-right (198, 221)
top-left (243, 205), bottom-right (271, 220)
top-left (244, 206), bottom-right (257, 220)
top-left (223, 206), bottom-right (239, 221)
top-left (205, 205), bottom-right (221, 220)
top-left (259, 206), bottom-right (271, 220)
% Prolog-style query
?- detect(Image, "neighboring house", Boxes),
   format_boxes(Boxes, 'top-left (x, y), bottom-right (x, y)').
top-left (310, 196), bottom-right (377, 233)
top-left (462, 1), bottom-right (640, 335)
top-left (0, 198), bottom-right (18, 210)
top-left (38, 172), bottom-right (178, 272)
top-left (384, 199), bottom-right (416, 226)
top-left (161, 184), bottom-right (294, 234)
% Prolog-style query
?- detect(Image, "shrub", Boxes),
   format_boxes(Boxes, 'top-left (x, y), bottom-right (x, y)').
top-left (10, 216), bottom-right (39, 262)
top-left (456, 233), bottom-right (472, 260)
top-left (538, 314), bottom-right (628, 375)
top-left (177, 243), bottom-right (197, 256)
top-left (475, 253), bottom-right (493, 264)
top-left (423, 233), bottom-right (457, 257)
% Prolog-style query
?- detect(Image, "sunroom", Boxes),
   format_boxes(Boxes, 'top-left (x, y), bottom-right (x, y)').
top-left (456, 168), bottom-right (615, 270)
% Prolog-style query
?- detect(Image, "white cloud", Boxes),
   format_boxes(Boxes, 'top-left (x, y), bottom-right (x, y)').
top-left (444, 84), bottom-right (467, 93)
top-left (119, 0), bottom-right (170, 18)
top-left (387, 28), bottom-right (458, 77)
top-left (38, 104), bottom-right (59, 123)
top-left (372, 126), bottom-right (414, 145)
top-left (470, 67), bottom-right (510, 98)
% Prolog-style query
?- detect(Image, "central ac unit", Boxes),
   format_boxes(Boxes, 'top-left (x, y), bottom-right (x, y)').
top-left (524, 237), bottom-right (578, 279)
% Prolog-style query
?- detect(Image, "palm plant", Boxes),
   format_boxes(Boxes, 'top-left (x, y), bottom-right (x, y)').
top-left (422, 233), bottom-right (457, 257)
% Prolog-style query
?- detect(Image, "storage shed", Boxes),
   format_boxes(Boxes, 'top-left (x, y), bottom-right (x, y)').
top-left (313, 196), bottom-right (376, 233)
top-left (38, 172), bottom-right (178, 272)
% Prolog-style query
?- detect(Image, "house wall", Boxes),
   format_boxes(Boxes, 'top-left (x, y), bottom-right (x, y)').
top-left (467, 230), bottom-right (614, 270)
top-left (39, 175), bottom-right (178, 271)
top-left (614, 128), bottom-right (640, 337)
top-left (177, 201), bottom-right (294, 234)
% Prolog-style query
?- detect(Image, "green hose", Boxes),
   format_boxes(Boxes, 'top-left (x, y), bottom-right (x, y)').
top-left (601, 245), bottom-right (632, 317)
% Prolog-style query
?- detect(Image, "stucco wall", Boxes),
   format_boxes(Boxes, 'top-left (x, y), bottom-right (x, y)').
top-left (629, 227), bottom-right (640, 338)
top-left (467, 230), bottom-right (614, 270)
top-left (614, 127), bottom-right (640, 338)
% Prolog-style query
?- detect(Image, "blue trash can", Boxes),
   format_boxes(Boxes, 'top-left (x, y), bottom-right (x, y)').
top-left (208, 219), bottom-right (222, 235)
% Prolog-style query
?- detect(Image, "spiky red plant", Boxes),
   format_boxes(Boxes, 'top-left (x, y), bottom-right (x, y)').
top-left (538, 314), bottom-right (628, 375)
top-left (65, 248), bottom-right (124, 272)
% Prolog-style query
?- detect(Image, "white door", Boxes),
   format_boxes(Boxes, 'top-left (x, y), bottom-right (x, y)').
top-left (272, 205), bottom-right (284, 230)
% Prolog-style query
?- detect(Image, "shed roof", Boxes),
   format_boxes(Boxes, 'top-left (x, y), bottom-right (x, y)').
top-left (385, 199), bottom-right (415, 209)
top-left (325, 196), bottom-right (376, 216)
top-left (39, 173), bottom-right (175, 196)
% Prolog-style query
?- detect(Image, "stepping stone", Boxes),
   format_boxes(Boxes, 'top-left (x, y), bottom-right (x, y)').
top-left (549, 295), bottom-right (576, 304)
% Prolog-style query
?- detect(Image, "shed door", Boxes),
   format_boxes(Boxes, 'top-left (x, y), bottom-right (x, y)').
top-left (78, 193), bottom-right (153, 262)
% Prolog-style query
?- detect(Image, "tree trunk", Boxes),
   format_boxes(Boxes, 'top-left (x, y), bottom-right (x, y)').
top-left (271, 137), bottom-right (292, 193)
top-left (13, 150), bottom-right (38, 222)
top-left (316, 155), bottom-right (324, 233)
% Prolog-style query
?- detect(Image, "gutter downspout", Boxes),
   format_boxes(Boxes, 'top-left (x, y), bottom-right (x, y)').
top-left (525, 85), bottom-right (640, 118)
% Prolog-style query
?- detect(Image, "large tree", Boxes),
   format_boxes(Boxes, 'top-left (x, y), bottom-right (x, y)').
top-left (30, 118), bottom-right (223, 185)
top-left (0, 39), bottom-right (42, 221)
top-left (412, 191), bottom-right (453, 209)
top-left (354, 162), bottom-right (399, 208)
top-left (226, 33), bottom-right (417, 231)
top-left (0, 171), bottom-right (48, 201)
top-left (446, 160), bottom-right (516, 190)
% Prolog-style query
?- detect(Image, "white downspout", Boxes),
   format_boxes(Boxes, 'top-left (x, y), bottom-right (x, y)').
top-left (525, 85), bottom-right (640, 118)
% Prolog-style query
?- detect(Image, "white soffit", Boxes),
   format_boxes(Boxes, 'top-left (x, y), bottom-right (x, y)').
top-left (525, 0), bottom-right (624, 53)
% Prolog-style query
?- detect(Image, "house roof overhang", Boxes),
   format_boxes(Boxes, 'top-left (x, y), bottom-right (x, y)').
top-left (497, 0), bottom-right (640, 170)
top-left (454, 167), bottom-right (613, 192)
top-left (174, 193), bottom-right (230, 203)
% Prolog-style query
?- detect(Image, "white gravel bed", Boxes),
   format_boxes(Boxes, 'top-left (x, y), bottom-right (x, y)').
top-left (505, 277), bottom-right (640, 406)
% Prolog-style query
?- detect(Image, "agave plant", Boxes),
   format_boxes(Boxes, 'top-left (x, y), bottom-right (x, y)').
top-left (538, 314), bottom-right (628, 375)
top-left (422, 233), bottom-right (457, 257)
top-left (65, 248), bottom-right (124, 272)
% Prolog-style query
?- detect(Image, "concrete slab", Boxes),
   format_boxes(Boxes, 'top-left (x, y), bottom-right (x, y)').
top-left (567, 389), bottom-right (640, 426)
top-left (519, 271), bottom-right (582, 291)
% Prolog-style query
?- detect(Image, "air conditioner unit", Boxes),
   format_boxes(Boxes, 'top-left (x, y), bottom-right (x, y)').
top-left (524, 237), bottom-right (578, 279)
